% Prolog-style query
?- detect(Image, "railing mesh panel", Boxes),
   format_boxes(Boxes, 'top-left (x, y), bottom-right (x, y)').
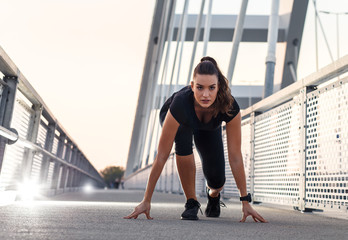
top-left (46, 161), bottom-right (55, 187)
top-left (305, 80), bottom-right (348, 210)
top-left (30, 153), bottom-right (43, 183)
top-left (52, 137), bottom-right (59, 155)
top-left (253, 100), bottom-right (301, 205)
top-left (37, 123), bottom-right (47, 148)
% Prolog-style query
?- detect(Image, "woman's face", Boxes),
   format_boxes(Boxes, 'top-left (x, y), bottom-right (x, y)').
top-left (191, 74), bottom-right (219, 108)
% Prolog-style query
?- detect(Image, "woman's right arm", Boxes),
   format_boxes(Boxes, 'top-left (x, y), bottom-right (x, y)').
top-left (124, 110), bottom-right (179, 219)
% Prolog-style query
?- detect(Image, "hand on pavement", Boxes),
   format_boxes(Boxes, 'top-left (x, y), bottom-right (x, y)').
top-left (124, 201), bottom-right (153, 220)
top-left (240, 202), bottom-right (267, 223)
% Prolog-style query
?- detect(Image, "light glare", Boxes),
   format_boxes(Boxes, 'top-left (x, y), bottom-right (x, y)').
top-left (18, 181), bottom-right (40, 201)
top-left (83, 185), bottom-right (93, 193)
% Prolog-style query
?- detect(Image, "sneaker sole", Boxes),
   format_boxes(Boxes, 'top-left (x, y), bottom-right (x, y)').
top-left (205, 214), bottom-right (220, 218)
top-left (181, 216), bottom-right (199, 220)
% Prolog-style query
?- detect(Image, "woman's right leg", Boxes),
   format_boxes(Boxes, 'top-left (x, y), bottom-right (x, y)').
top-left (176, 154), bottom-right (196, 200)
top-left (174, 125), bottom-right (201, 220)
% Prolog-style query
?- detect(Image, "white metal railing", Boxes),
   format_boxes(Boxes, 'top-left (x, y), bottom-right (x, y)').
top-left (0, 46), bottom-right (104, 199)
top-left (125, 55), bottom-right (348, 214)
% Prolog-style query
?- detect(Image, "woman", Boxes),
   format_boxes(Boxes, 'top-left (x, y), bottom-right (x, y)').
top-left (124, 57), bottom-right (266, 222)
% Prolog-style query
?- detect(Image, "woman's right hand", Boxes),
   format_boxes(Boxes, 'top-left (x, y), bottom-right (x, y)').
top-left (123, 201), bottom-right (153, 220)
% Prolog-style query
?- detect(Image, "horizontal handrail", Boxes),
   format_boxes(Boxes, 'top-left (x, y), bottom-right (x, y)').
top-left (0, 78), bottom-right (7, 86)
top-left (0, 125), bottom-right (103, 184)
top-left (0, 126), bottom-right (18, 142)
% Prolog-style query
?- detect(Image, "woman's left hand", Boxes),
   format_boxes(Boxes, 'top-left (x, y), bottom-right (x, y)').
top-left (240, 202), bottom-right (267, 223)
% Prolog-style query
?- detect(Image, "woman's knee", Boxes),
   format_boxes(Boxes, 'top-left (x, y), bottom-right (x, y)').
top-left (206, 176), bottom-right (225, 190)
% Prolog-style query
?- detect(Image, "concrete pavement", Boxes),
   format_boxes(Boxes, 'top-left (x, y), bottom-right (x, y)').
top-left (0, 189), bottom-right (347, 240)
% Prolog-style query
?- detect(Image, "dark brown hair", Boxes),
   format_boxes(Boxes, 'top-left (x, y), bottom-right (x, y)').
top-left (193, 56), bottom-right (234, 117)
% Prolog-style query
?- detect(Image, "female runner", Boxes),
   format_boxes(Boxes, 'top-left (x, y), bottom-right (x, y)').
top-left (124, 56), bottom-right (266, 222)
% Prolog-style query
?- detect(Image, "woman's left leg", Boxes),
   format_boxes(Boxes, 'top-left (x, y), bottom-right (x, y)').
top-left (193, 126), bottom-right (226, 217)
top-left (193, 126), bottom-right (226, 192)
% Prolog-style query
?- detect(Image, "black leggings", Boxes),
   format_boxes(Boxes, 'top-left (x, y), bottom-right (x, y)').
top-left (174, 124), bottom-right (226, 189)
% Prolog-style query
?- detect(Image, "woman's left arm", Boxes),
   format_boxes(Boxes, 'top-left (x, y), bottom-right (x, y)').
top-left (226, 112), bottom-right (267, 223)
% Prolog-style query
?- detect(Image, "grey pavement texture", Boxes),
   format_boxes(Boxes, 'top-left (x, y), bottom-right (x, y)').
top-left (0, 189), bottom-right (347, 240)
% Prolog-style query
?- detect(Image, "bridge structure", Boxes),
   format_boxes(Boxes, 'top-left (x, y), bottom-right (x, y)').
top-left (125, 0), bottom-right (348, 217)
top-left (0, 46), bottom-right (105, 203)
top-left (0, 1), bottom-right (347, 238)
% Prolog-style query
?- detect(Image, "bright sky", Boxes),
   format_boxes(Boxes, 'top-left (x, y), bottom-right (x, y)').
top-left (0, 0), bottom-right (347, 172)
top-left (0, 0), bottom-right (156, 171)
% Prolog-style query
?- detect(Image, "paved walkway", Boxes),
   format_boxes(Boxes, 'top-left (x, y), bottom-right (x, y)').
top-left (0, 189), bottom-right (347, 239)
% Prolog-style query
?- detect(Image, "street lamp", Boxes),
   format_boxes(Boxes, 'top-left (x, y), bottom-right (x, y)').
top-left (319, 10), bottom-right (348, 60)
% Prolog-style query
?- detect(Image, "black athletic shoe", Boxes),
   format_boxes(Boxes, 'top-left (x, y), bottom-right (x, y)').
top-left (205, 188), bottom-right (226, 218)
top-left (181, 198), bottom-right (202, 220)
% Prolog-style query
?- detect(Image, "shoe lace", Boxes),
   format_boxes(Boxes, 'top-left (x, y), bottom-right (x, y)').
top-left (199, 207), bottom-right (203, 215)
top-left (219, 201), bottom-right (227, 208)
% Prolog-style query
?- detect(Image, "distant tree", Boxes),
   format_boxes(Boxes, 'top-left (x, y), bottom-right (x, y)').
top-left (100, 166), bottom-right (124, 187)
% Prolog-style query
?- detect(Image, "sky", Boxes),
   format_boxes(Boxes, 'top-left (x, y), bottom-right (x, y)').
top-left (0, 0), bottom-right (156, 171)
top-left (0, 0), bottom-right (347, 172)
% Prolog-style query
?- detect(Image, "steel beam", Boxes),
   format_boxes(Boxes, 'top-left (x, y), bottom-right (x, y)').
top-left (170, 14), bottom-right (287, 42)
top-left (280, 0), bottom-right (309, 89)
top-left (126, 0), bottom-right (169, 176)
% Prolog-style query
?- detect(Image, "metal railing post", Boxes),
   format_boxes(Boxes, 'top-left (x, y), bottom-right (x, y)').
top-left (249, 112), bottom-right (256, 202)
top-left (60, 141), bottom-right (72, 191)
top-left (298, 87), bottom-right (307, 211)
top-left (51, 134), bottom-right (66, 190)
top-left (298, 86), bottom-right (316, 211)
top-left (66, 145), bottom-right (76, 188)
top-left (40, 122), bottom-right (56, 185)
top-left (0, 76), bottom-right (18, 172)
top-left (21, 104), bottom-right (43, 183)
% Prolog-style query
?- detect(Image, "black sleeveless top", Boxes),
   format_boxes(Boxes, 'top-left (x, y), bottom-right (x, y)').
top-left (160, 86), bottom-right (240, 131)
